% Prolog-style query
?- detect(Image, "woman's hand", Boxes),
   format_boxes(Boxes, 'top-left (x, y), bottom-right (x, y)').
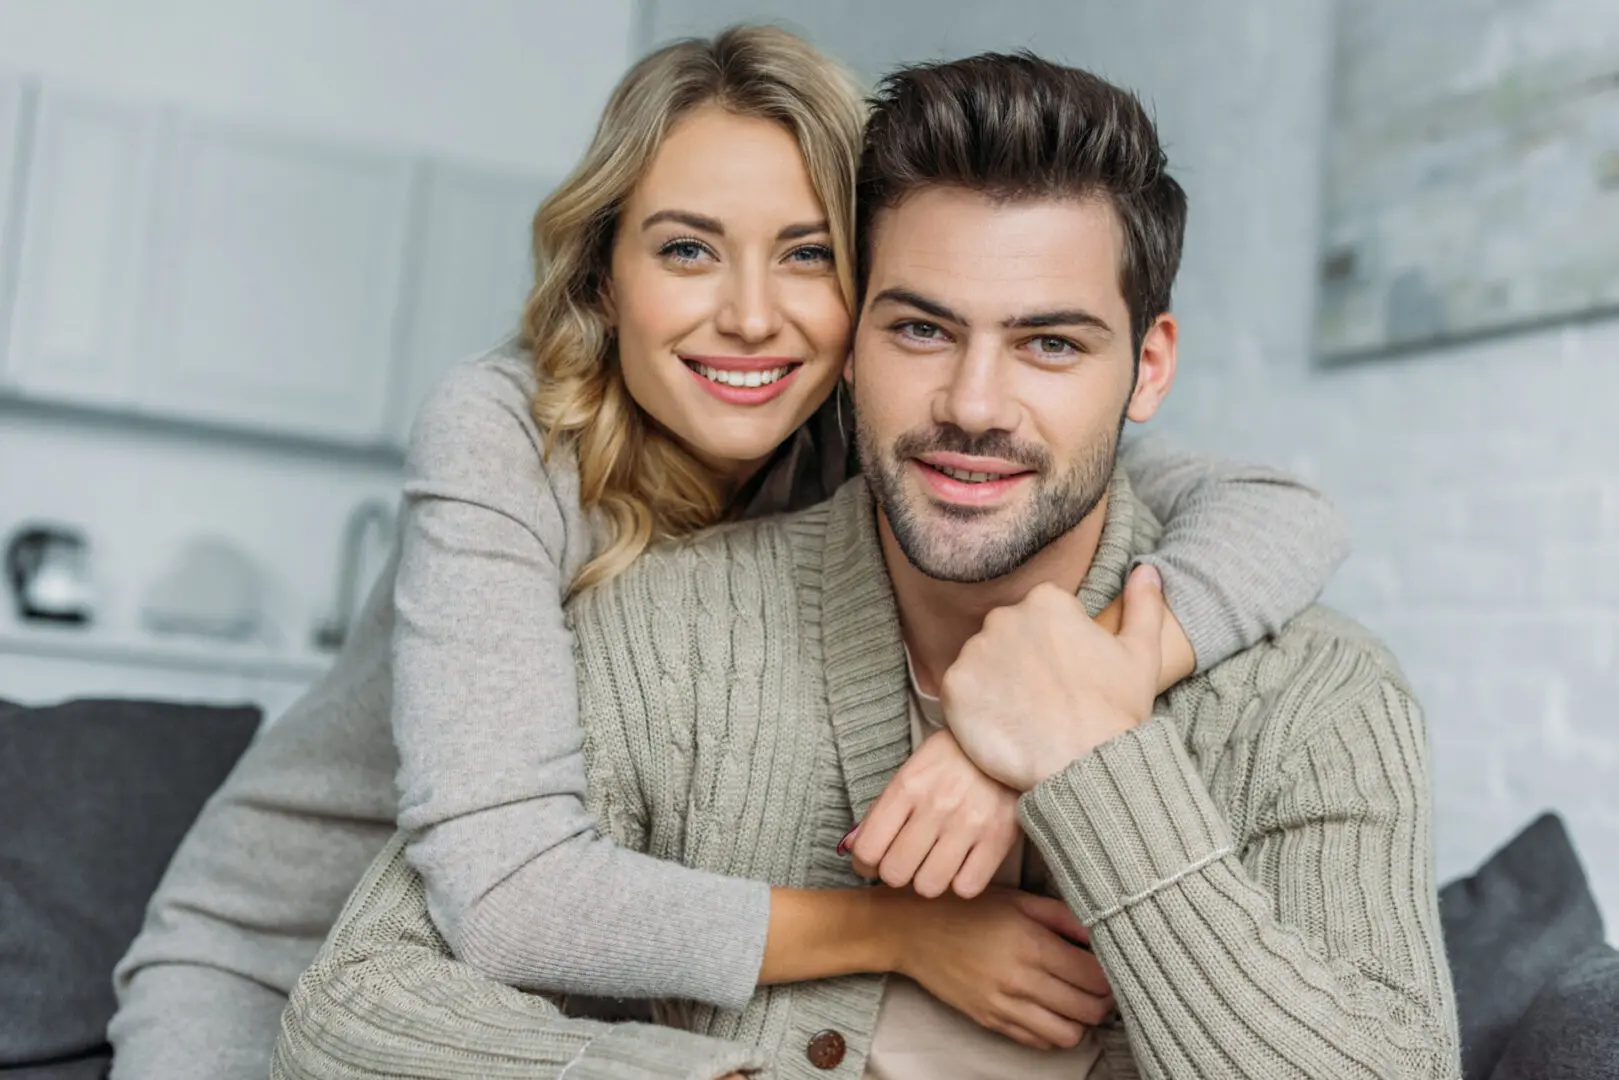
top-left (892, 887), bottom-right (1114, 1049)
top-left (843, 729), bottom-right (1019, 898)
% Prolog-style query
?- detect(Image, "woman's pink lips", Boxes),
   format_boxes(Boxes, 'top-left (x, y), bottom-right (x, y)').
top-left (684, 360), bottom-right (800, 405)
top-left (681, 354), bottom-right (801, 371)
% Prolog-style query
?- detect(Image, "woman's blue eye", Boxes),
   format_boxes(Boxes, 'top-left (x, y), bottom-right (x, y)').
top-left (660, 239), bottom-right (708, 263)
top-left (787, 244), bottom-right (834, 265)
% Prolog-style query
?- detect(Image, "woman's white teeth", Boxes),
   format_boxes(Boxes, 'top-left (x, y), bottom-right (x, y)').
top-left (938, 465), bottom-right (1002, 483)
top-left (697, 364), bottom-right (790, 388)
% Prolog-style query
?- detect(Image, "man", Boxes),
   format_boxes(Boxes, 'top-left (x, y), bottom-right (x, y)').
top-left (270, 52), bottom-right (1461, 1080)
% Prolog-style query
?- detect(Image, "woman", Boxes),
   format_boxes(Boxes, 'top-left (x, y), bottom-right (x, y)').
top-left (111, 26), bottom-right (1347, 1080)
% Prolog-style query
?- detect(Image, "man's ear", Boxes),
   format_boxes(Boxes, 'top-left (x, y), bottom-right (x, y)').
top-left (842, 349), bottom-right (855, 385)
top-left (1126, 313), bottom-right (1177, 423)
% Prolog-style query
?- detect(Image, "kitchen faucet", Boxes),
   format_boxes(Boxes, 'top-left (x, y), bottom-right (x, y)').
top-left (313, 498), bottom-right (394, 651)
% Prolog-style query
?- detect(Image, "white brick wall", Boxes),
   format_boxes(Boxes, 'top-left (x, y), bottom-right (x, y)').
top-left (646, 0), bottom-right (1618, 921)
top-left (1172, 318), bottom-right (1619, 923)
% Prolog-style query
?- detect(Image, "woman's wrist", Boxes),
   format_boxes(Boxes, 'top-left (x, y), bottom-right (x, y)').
top-left (758, 886), bottom-right (907, 984)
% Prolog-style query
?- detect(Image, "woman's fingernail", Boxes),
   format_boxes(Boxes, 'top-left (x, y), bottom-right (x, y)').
top-left (836, 825), bottom-right (859, 856)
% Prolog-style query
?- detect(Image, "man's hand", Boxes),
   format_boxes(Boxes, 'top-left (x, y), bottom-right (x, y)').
top-left (940, 565), bottom-right (1167, 792)
top-left (843, 728), bottom-right (1019, 898)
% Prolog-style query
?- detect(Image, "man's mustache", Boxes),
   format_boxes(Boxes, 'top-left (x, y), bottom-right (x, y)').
top-left (890, 426), bottom-right (1051, 473)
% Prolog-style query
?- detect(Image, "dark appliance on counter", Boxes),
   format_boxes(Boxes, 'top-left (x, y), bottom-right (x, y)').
top-left (5, 524), bottom-right (94, 624)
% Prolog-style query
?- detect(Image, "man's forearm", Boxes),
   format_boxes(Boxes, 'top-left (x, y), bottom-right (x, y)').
top-left (1020, 708), bottom-right (1460, 1080)
top-left (274, 834), bottom-right (770, 1080)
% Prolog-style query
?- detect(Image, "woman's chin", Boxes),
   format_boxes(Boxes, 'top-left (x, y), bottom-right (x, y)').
top-left (680, 423), bottom-right (800, 479)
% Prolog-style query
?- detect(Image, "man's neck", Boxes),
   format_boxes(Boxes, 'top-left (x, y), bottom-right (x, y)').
top-left (881, 493), bottom-right (1110, 697)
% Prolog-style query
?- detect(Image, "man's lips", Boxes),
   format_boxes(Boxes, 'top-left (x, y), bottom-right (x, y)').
top-left (919, 450), bottom-right (1029, 479)
top-left (910, 453), bottom-right (1035, 506)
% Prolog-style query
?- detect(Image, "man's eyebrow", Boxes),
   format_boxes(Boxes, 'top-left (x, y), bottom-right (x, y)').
top-left (641, 209), bottom-right (724, 235)
top-left (870, 287), bottom-right (1115, 337)
top-left (1003, 309), bottom-right (1115, 337)
top-left (778, 221), bottom-right (830, 241)
top-left (869, 287), bottom-right (967, 325)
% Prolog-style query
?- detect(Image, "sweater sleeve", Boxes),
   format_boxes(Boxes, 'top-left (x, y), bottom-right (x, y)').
top-left (1018, 642), bottom-right (1461, 1079)
top-left (391, 359), bottom-right (769, 1011)
top-left (109, 555), bottom-right (404, 1080)
top-left (1118, 433), bottom-right (1351, 671)
top-left (272, 834), bottom-right (771, 1080)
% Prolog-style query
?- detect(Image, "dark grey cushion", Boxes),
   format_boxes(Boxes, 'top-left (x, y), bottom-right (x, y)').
top-left (0, 697), bottom-right (261, 1069)
top-left (1440, 813), bottom-right (1607, 1080)
top-left (1489, 944), bottom-right (1619, 1080)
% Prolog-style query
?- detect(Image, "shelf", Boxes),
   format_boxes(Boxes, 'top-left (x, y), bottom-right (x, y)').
top-left (0, 622), bottom-right (334, 681)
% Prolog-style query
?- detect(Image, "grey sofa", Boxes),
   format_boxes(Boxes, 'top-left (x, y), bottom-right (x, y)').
top-left (1, 696), bottom-right (1614, 1079)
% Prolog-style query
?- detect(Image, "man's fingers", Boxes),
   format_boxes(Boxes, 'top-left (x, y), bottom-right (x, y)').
top-left (1120, 563), bottom-right (1167, 666)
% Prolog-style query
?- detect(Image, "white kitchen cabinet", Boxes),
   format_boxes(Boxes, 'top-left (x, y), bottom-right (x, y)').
top-left (0, 72), bottom-right (25, 369)
top-left (139, 118), bottom-right (415, 444)
top-left (389, 162), bottom-right (546, 445)
top-left (4, 88), bottom-right (162, 406)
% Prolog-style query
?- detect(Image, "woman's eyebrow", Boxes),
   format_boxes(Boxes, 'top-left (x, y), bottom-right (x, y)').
top-left (641, 209), bottom-right (724, 235)
top-left (778, 221), bottom-right (830, 241)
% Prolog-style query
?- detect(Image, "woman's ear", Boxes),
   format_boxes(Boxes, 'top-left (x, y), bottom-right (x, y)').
top-left (842, 350), bottom-right (855, 385)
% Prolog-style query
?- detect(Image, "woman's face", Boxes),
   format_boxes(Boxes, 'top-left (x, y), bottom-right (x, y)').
top-left (608, 105), bottom-right (851, 482)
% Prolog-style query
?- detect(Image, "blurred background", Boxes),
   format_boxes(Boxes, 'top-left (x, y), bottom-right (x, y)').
top-left (0, 0), bottom-right (1614, 923)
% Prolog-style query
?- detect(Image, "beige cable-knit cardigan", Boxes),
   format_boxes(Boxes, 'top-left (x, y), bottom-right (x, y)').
top-left (273, 473), bottom-right (1460, 1080)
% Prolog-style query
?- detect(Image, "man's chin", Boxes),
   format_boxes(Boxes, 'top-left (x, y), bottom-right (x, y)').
top-left (890, 509), bottom-right (1029, 584)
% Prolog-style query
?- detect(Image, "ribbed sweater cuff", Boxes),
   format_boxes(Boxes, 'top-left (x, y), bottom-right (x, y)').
top-left (562, 1022), bottom-right (770, 1080)
top-left (1019, 711), bottom-right (1235, 925)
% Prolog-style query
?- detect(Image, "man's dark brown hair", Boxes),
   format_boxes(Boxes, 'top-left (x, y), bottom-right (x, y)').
top-left (856, 51), bottom-right (1188, 356)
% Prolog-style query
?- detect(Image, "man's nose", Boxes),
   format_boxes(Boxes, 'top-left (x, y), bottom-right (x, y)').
top-left (936, 340), bottom-right (1019, 435)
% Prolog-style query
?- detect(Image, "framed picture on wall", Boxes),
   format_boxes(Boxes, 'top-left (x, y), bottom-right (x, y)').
top-left (1315, 0), bottom-right (1619, 363)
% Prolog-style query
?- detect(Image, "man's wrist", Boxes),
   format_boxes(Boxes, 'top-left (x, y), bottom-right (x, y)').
top-left (1025, 715), bottom-right (1139, 791)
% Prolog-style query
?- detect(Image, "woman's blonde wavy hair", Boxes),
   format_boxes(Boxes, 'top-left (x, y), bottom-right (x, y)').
top-left (520, 25), bottom-right (866, 593)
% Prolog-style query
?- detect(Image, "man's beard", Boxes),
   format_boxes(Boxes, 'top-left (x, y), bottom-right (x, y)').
top-left (857, 413), bottom-right (1124, 584)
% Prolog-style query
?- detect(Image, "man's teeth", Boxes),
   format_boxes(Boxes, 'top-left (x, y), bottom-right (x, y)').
top-left (935, 465), bottom-right (1005, 484)
top-left (695, 364), bottom-right (791, 388)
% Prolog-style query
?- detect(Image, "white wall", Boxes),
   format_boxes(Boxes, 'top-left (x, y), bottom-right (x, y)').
top-left (0, 0), bottom-right (635, 702)
top-left (649, 0), bottom-right (1619, 920)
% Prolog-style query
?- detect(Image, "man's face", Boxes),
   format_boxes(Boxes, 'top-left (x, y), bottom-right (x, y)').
top-left (850, 186), bottom-right (1174, 583)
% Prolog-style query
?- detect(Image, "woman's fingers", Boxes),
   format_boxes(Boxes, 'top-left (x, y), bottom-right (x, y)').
top-left (873, 806), bottom-right (944, 889)
top-left (847, 789), bottom-right (913, 872)
top-left (1012, 892), bottom-right (1089, 943)
top-left (950, 839), bottom-right (1004, 899)
top-left (911, 822), bottom-right (977, 898)
top-left (1039, 933), bottom-right (1113, 999)
top-left (998, 998), bottom-right (1087, 1049)
top-left (1021, 969), bottom-right (1113, 1027)
top-left (989, 1020), bottom-right (1053, 1051)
